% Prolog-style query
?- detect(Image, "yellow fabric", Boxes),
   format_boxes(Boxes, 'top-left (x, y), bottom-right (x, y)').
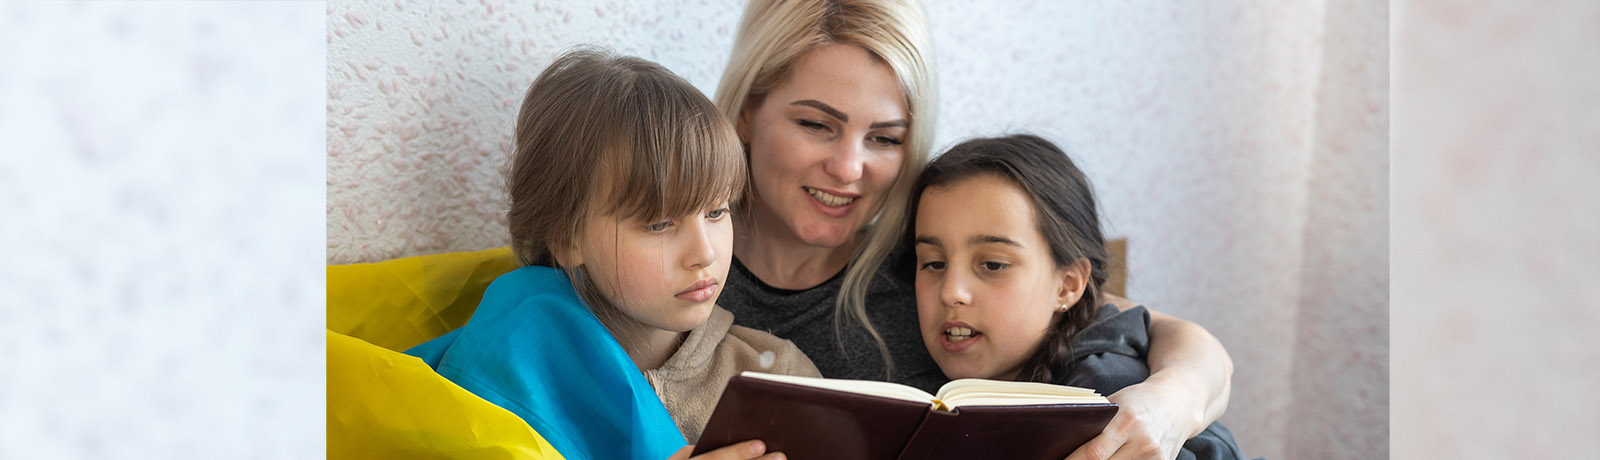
top-left (328, 247), bottom-right (560, 458)
top-left (328, 329), bottom-right (565, 459)
top-left (328, 247), bottom-right (521, 352)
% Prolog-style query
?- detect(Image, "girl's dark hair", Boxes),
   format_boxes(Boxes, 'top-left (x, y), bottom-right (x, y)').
top-left (908, 134), bottom-right (1109, 384)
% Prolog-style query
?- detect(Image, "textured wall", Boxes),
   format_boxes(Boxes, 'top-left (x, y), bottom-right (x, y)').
top-left (1, 2), bottom-right (325, 458)
top-left (1391, 0), bottom-right (1600, 458)
top-left (326, 1), bottom-right (1389, 458)
top-left (326, 0), bottom-right (744, 263)
top-left (1289, 0), bottom-right (1390, 457)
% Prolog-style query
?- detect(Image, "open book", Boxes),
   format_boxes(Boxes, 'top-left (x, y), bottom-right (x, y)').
top-left (693, 372), bottom-right (1118, 460)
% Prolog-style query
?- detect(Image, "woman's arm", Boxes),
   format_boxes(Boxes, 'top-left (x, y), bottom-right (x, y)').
top-left (1144, 307), bottom-right (1233, 431)
top-left (1065, 294), bottom-right (1233, 460)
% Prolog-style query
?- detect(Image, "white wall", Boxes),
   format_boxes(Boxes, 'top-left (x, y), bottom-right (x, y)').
top-left (326, 1), bottom-right (1389, 458)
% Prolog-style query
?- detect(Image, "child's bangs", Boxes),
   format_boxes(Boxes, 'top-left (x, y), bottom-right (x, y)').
top-left (597, 101), bottom-right (746, 224)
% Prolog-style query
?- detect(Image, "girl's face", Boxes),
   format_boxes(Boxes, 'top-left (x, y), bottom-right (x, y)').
top-left (913, 174), bottom-right (1077, 381)
top-left (738, 43), bottom-right (908, 249)
top-left (565, 202), bottom-right (735, 334)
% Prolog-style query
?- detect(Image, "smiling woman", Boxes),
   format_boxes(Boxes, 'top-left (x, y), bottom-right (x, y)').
top-left (736, 43), bottom-right (910, 266)
top-left (709, 2), bottom-right (1242, 460)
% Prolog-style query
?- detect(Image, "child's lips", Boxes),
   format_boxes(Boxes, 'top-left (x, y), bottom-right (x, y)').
top-left (938, 321), bottom-right (982, 353)
top-left (675, 279), bottom-right (717, 302)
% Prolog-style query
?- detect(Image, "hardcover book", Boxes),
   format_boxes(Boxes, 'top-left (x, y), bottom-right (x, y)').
top-left (692, 372), bottom-right (1119, 460)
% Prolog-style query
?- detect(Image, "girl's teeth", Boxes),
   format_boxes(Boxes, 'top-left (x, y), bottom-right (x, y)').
top-left (807, 188), bottom-right (855, 207)
top-left (945, 326), bottom-right (976, 341)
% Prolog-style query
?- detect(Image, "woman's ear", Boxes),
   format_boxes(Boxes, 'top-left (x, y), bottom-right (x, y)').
top-left (1056, 257), bottom-right (1092, 307)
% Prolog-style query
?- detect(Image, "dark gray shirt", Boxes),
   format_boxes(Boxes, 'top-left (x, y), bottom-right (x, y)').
top-left (719, 244), bottom-right (947, 394)
top-left (1063, 305), bottom-right (1247, 460)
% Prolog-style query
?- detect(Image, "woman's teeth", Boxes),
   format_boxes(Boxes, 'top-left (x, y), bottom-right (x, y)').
top-left (945, 326), bottom-right (977, 342)
top-left (806, 187), bottom-right (855, 207)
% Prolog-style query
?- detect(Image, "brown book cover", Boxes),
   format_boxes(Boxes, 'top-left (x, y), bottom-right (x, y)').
top-left (692, 373), bottom-right (1118, 460)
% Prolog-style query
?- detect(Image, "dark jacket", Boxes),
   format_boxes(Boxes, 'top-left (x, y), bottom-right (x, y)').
top-left (1055, 304), bottom-right (1247, 460)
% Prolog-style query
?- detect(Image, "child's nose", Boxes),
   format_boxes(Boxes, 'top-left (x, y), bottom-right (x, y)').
top-left (940, 272), bottom-right (972, 307)
top-left (683, 220), bottom-right (717, 270)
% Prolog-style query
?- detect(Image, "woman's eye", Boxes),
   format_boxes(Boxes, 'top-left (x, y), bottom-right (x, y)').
top-left (706, 207), bottom-right (730, 220)
top-left (644, 220), bottom-right (673, 232)
top-left (872, 135), bottom-right (904, 146)
top-left (919, 261), bottom-right (946, 271)
top-left (797, 119), bottom-right (828, 131)
top-left (981, 261), bottom-right (1008, 271)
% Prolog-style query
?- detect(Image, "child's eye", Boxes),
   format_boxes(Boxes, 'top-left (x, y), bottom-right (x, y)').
top-left (871, 135), bottom-right (903, 147)
top-left (980, 261), bottom-right (1009, 271)
top-left (706, 207), bottom-right (731, 221)
top-left (919, 261), bottom-right (946, 271)
top-left (644, 220), bottom-right (673, 233)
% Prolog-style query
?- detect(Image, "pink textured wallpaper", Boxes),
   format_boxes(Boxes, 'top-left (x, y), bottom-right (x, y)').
top-left (1392, 0), bottom-right (1600, 458)
top-left (1290, 0), bottom-right (1389, 457)
top-left (326, 1), bottom-right (1390, 458)
top-left (326, 0), bottom-right (744, 264)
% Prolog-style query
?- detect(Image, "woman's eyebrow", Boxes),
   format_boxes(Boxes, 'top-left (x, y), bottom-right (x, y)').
top-left (791, 99), bottom-right (847, 122)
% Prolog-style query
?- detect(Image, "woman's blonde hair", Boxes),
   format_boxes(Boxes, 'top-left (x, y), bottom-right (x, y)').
top-left (712, 0), bottom-right (936, 378)
top-left (508, 47), bottom-right (746, 314)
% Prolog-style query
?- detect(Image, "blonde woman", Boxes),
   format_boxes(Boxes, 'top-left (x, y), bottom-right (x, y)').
top-left (712, 1), bottom-right (1236, 459)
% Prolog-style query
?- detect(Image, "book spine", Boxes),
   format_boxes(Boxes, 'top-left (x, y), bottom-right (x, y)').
top-left (893, 408), bottom-right (959, 460)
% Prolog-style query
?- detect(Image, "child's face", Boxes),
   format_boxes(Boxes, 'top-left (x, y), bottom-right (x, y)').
top-left (913, 174), bottom-right (1074, 381)
top-left (568, 202), bottom-right (735, 334)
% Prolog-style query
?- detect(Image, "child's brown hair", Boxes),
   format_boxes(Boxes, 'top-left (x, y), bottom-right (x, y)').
top-left (506, 47), bottom-right (746, 311)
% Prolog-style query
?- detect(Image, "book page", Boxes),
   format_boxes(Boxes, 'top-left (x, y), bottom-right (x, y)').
top-left (935, 379), bottom-right (1108, 408)
top-left (740, 372), bottom-right (937, 403)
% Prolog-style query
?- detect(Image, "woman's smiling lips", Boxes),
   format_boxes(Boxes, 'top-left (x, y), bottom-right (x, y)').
top-left (675, 278), bottom-right (718, 302)
top-left (938, 320), bottom-right (982, 353)
top-left (803, 186), bottom-right (859, 218)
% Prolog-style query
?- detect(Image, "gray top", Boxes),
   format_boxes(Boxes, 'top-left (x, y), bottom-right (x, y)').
top-left (1060, 305), bottom-right (1247, 460)
top-left (719, 244), bottom-right (947, 394)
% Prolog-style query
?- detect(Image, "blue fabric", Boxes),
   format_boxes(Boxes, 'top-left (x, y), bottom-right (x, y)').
top-left (405, 265), bottom-right (687, 460)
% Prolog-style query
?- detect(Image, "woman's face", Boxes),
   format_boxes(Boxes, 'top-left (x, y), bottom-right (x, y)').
top-left (739, 44), bottom-right (909, 249)
top-left (913, 174), bottom-right (1073, 381)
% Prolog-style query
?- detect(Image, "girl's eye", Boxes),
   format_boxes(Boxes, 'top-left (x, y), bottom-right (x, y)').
top-left (644, 220), bottom-right (673, 232)
top-left (919, 261), bottom-right (946, 271)
top-left (706, 207), bottom-right (730, 220)
top-left (797, 119), bottom-right (828, 132)
top-left (980, 261), bottom-right (1009, 271)
top-left (872, 135), bottom-right (904, 147)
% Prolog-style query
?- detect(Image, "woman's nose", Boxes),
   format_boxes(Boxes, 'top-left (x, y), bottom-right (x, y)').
top-left (822, 140), bottom-right (865, 183)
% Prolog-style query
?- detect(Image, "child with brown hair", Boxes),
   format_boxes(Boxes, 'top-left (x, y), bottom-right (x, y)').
top-left (407, 47), bottom-right (815, 460)
top-left (908, 134), bottom-right (1246, 460)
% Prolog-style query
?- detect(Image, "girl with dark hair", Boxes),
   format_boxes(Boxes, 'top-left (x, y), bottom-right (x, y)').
top-left (909, 134), bottom-right (1246, 460)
